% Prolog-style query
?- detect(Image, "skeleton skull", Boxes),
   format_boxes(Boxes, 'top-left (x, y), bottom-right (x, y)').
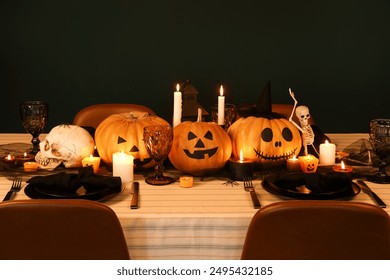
top-left (35, 124), bottom-right (95, 170)
top-left (295, 105), bottom-right (310, 126)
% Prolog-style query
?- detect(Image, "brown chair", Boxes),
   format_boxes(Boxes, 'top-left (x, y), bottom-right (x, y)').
top-left (241, 201), bottom-right (390, 260)
top-left (0, 199), bottom-right (130, 260)
top-left (73, 103), bottom-right (155, 128)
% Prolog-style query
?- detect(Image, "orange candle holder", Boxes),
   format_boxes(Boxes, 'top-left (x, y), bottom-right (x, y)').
top-left (179, 176), bottom-right (194, 188)
top-left (24, 161), bottom-right (39, 172)
top-left (298, 154), bottom-right (319, 173)
top-left (82, 155), bottom-right (101, 173)
top-left (332, 161), bottom-right (353, 173)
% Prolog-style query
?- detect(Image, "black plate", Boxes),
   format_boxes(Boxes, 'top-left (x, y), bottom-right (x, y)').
top-left (24, 183), bottom-right (123, 201)
top-left (262, 174), bottom-right (360, 200)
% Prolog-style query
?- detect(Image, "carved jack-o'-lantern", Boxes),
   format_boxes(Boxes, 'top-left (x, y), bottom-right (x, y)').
top-left (227, 116), bottom-right (302, 168)
top-left (299, 154), bottom-right (319, 173)
top-left (169, 109), bottom-right (232, 176)
top-left (95, 111), bottom-right (169, 169)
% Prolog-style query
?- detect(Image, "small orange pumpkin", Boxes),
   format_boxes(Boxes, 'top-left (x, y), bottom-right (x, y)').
top-left (95, 111), bottom-right (169, 169)
top-left (169, 109), bottom-right (232, 176)
top-left (227, 116), bottom-right (302, 168)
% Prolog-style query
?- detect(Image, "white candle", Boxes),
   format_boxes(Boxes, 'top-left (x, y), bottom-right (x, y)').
top-left (319, 140), bottom-right (336, 165)
top-left (112, 151), bottom-right (134, 183)
top-left (218, 85), bottom-right (225, 125)
top-left (173, 83), bottom-right (182, 127)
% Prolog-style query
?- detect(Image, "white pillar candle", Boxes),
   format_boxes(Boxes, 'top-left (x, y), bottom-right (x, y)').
top-left (218, 85), bottom-right (225, 125)
top-left (173, 83), bottom-right (182, 128)
top-left (113, 151), bottom-right (134, 183)
top-left (319, 140), bottom-right (336, 165)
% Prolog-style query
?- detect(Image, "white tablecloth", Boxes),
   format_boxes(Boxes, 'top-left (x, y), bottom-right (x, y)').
top-left (1, 133), bottom-right (389, 260)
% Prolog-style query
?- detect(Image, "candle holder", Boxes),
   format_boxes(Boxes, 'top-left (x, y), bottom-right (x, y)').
top-left (179, 176), bottom-right (194, 188)
top-left (2, 155), bottom-right (16, 169)
top-left (211, 104), bottom-right (238, 131)
top-left (298, 154), bottom-right (319, 173)
top-left (15, 153), bottom-right (35, 166)
top-left (82, 155), bottom-right (101, 173)
top-left (332, 161), bottom-right (353, 173)
top-left (24, 161), bottom-right (39, 172)
top-left (286, 156), bottom-right (301, 172)
top-left (229, 157), bottom-right (254, 181)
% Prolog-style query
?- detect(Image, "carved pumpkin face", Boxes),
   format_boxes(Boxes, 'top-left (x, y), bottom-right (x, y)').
top-left (227, 116), bottom-right (302, 168)
top-left (299, 155), bottom-right (319, 173)
top-left (169, 120), bottom-right (232, 176)
top-left (95, 111), bottom-right (169, 169)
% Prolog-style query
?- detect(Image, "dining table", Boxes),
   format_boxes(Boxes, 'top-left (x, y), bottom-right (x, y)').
top-left (1, 132), bottom-right (389, 260)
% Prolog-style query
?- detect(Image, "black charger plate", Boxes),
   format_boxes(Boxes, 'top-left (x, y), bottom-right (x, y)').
top-left (24, 183), bottom-right (122, 201)
top-left (262, 174), bottom-right (360, 200)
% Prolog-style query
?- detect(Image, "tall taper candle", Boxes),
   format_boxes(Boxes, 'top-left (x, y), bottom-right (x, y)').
top-left (173, 83), bottom-right (182, 127)
top-left (218, 85), bottom-right (225, 125)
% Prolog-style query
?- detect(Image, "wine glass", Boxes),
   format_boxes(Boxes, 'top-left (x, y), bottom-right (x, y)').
top-left (143, 125), bottom-right (174, 185)
top-left (368, 119), bottom-right (390, 183)
top-left (19, 101), bottom-right (49, 155)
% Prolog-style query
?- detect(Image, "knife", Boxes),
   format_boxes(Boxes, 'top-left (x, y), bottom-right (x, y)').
top-left (356, 180), bottom-right (386, 208)
top-left (130, 182), bottom-right (139, 209)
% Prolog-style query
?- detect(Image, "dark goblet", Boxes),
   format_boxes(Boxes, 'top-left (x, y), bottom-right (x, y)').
top-left (19, 101), bottom-right (48, 155)
top-left (143, 125), bottom-right (174, 185)
top-left (368, 119), bottom-right (390, 184)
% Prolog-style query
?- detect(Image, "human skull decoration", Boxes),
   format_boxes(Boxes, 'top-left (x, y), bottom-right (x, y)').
top-left (295, 105), bottom-right (310, 127)
top-left (35, 124), bottom-right (95, 170)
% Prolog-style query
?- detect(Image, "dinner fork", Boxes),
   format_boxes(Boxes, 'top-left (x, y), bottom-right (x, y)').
top-left (243, 177), bottom-right (261, 209)
top-left (3, 177), bottom-right (22, 202)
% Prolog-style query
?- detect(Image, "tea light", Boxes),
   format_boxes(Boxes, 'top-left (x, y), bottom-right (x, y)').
top-left (113, 151), bottom-right (134, 183)
top-left (24, 161), bottom-right (38, 172)
top-left (3, 154), bottom-right (16, 168)
top-left (286, 154), bottom-right (301, 172)
top-left (82, 154), bottom-right (101, 173)
top-left (179, 176), bottom-right (194, 188)
top-left (15, 152), bottom-right (35, 166)
top-left (229, 150), bottom-right (254, 181)
top-left (333, 161), bottom-right (353, 173)
top-left (298, 154), bottom-right (319, 173)
top-left (319, 140), bottom-right (336, 165)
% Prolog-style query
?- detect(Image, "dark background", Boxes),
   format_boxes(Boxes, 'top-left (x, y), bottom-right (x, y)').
top-left (1, 0), bottom-right (389, 133)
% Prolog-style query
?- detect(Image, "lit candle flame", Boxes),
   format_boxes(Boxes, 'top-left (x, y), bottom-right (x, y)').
top-left (325, 140), bottom-right (329, 145)
top-left (239, 150), bottom-right (244, 161)
top-left (341, 160), bottom-right (345, 170)
top-left (7, 154), bottom-right (12, 160)
top-left (219, 85), bottom-right (224, 96)
top-left (176, 84), bottom-right (180, 92)
top-left (90, 154), bottom-right (94, 160)
top-left (292, 154), bottom-right (297, 160)
top-left (23, 152), bottom-right (27, 157)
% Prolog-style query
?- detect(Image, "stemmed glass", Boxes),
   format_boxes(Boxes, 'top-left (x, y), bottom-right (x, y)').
top-left (19, 101), bottom-right (49, 155)
top-left (368, 119), bottom-right (390, 183)
top-left (143, 125), bottom-right (174, 185)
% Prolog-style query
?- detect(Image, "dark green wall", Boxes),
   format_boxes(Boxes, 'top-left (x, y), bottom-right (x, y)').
top-left (1, 0), bottom-right (389, 133)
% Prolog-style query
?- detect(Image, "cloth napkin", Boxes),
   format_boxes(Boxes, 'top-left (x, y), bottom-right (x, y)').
top-left (26, 166), bottom-right (121, 194)
top-left (274, 172), bottom-right (352, 193)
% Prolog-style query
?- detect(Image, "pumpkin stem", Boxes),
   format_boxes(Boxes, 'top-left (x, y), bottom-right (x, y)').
top-left (197, 108), bottom-right (202, 122)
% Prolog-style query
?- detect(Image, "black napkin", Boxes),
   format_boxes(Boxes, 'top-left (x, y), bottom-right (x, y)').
top-left (26, 166), bottom-right (121, 194)
top-left (274, 172), bottom-right (352, 194)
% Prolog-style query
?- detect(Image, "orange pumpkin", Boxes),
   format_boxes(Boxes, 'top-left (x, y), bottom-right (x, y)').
top-left (95, 111), bottom-right (169, 169)
top-left (227, 116), bottom-right (302, 168)
top-left (168, 109), bottom-right (232, 176)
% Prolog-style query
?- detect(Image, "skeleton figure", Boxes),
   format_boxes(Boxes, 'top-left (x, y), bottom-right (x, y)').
top-left (288, 88), bottom-right (318, 156)
top-left (35, 124), bottom-right (95, 170)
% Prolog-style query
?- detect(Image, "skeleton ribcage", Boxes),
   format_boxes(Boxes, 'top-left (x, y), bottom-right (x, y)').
top-left (302, 126), bottom-right (314, 145)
